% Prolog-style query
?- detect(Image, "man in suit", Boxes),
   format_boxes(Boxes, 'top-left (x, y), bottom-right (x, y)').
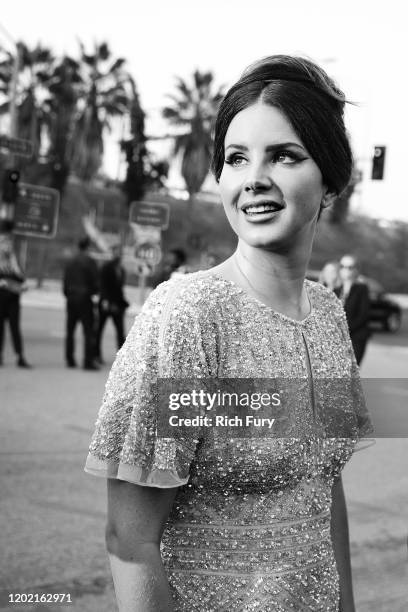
top-left (63, 236), bottom-right (99, 370)
top-left (95, 244), bottom-right (129, 364)
top-left (337, 255), bottom-right (371, 365)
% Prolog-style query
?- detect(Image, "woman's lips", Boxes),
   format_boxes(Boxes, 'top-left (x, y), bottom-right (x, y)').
top-left (240, 201), bottom-right (284, 221)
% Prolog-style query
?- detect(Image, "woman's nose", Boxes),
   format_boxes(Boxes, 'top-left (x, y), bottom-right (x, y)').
top-left (243, 166), bottom-right (273, 192)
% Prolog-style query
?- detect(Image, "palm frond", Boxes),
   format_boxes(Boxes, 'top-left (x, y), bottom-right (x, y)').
top-left (174, 77), bottom-right (193, 103)
top-left (107, 58), bottom-right (126, 74)
top-left (36, 70), bottom-right (51, 84)
top-left (162, 106), bottom-right (192, 125)
top-left (17, 42), bottom-right (30, 68)
top-left (98, 42), bottom-right (110, 61)
top-left (165, 93), bottom-right (191, 110)
top-left (64, 56), bottom-right (81, 71)
top-left (34, 47), bottom-right (54, 64)
top-left (82, 53), bottom-right (96, 67)
top-left (98, 84), bottom-right (127, 97)
top-left (103, 101), bottom-right (127, 116)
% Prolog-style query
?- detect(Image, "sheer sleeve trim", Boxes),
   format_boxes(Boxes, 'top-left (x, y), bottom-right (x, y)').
top-left (353, 437), bottom-right (376, 453)
top-left (84, 453), bottom-right (189, 488)
top-left (84, 277), bottom-right (210, 488)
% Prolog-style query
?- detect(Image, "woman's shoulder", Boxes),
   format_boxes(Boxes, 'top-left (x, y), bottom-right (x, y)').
top-left (146, 270), bottom-right (230, 318)
top-left (306, 279), bottom-right (344, 315)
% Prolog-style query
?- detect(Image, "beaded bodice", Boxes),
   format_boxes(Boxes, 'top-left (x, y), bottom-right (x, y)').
top-left (85, 272), bottom-right (372, 611)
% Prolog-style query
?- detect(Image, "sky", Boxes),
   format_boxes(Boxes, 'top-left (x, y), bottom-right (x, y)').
top-left (1, 0), bottom-right (407, 221)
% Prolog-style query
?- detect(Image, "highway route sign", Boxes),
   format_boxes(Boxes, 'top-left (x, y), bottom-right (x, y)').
top-left (134, 242), bottom-right (162, 266)
top-left (0, 135), bottom-right (33, 158)
top-left (13, 183), bottom-right (60, 238)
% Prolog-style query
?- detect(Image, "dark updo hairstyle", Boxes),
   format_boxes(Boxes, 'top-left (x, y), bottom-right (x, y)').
top-left (211, 55), bottom-right (353, 196)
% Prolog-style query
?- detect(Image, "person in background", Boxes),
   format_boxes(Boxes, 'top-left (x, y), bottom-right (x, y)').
top-left (95, 244), bottom-right (129, 364)
top-left (336, 254), bottom-right (371, 365)
top-left (63, 236), bottom-right (99, 370)
top-left (0, 233), bottom-right (31, 368)
top-left (319, 261), bottom-right (341, 291)
top-left (151, 248), bottom-right (187, 287)
top-left (199, 251), bottom-right (218, 271)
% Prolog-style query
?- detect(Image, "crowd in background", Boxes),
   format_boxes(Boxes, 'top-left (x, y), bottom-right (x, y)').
top-left (0, 234), bottom-right (371, 369)
top-left (63, 237), bottom-right (129, 371)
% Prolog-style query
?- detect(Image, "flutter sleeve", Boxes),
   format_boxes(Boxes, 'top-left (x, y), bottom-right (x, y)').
top-left (84, 278), bottom-right (211, 487)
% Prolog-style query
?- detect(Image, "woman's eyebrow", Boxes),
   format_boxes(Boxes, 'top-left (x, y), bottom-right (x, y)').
top-left (225, 142), bottom-right (306, 152)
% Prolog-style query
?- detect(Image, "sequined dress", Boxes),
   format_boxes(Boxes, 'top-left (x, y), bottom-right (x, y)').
top-left (85, 272), bottom-right (373, 612)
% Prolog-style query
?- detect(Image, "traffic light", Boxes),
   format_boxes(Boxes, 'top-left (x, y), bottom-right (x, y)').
top-left (1, 169), bottom-right (20, 204)
top-left (371, 146), bottom-right (386, 180)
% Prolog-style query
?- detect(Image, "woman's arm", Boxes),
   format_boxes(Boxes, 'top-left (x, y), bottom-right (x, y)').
top-left (106, 478), bottom-right (179, 612)
top-left (330, 475), bottom-right (356, 612)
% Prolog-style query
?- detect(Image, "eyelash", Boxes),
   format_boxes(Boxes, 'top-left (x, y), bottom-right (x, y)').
top-left (224, 150), bottom-right (305, 166)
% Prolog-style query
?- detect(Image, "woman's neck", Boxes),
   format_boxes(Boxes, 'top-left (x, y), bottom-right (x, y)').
top-left (213, 241), bottom-right (312, 320)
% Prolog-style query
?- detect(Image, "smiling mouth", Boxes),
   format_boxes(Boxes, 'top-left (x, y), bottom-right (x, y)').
top-left (241, 201), bottom-right (284, 216)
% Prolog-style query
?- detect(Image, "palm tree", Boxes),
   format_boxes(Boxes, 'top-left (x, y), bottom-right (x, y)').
top-left (68, 41), bottom-right (131, 181)
top-left (120, 77), bottom-right (169, 204)
top-left (162, 70), bottom-right (224, 204)
top-left (43, 55), bottom-right (82, 191)
top-left (0, 42), bottom-right (54, 159)
top-left (120, 77), bottom-right (147, 203)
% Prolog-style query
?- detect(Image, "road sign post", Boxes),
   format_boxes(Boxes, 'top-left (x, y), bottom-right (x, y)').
top-left (128, 202), bottom-right (170, 296)
top-left (13, 183), bottom-right (60, 239)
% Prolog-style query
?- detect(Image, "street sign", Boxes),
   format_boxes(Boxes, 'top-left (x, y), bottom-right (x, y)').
top-left (0, 135), bottom-right (33, 158)
top-left (13, 183), bottom-right (60, 238)
top-left (129, 201), bottom-right (170, 229)
top-left (134, 242), bottom-right (162, 266)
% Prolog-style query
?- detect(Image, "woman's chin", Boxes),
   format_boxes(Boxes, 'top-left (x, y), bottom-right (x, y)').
top-left (238, 225), bottom-right (293, 250)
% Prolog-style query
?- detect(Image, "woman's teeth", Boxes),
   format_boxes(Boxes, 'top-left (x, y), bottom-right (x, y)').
top-left (244, 204), bottom-right (280, 215)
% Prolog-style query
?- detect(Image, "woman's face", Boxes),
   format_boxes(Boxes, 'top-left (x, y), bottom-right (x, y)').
top-left (218, 101), bottom-right (328, 249)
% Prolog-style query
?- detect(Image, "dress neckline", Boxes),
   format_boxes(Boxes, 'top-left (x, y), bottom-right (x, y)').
top-left (198, 270), bottom-right (315, 325)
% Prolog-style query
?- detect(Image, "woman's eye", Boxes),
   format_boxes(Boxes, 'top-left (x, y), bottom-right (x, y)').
top-left (224, 154), bottom-right (247, 167)
top-left (273, 151), bottom-right (301, 164)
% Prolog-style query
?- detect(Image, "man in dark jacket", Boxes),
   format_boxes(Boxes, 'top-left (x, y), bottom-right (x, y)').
top-left (336, 255), bottom-right (371, 365)
top-left (63, 237), bottom-right (99, 370)
top-left (95, 244), bottom-right (129, 363)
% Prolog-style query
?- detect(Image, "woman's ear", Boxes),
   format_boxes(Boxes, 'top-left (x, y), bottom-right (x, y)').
top-left (321, 191), bottom-right (336, 209)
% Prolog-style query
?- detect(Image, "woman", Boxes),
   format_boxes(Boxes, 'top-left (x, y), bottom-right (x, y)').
top-left (0, 233), bottom-right (31, 368)
top-left (319, 261), bottom-right (341, 292)
top-left (85, 55), bottom-right (373, 611)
